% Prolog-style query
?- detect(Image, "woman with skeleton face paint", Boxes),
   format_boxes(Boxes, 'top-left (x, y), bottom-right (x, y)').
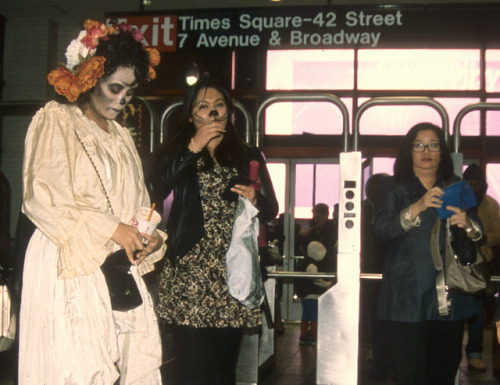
top-left (20, 20), bottom-right (165, 385)
top-left (148, 78), bottom-right (279, 385)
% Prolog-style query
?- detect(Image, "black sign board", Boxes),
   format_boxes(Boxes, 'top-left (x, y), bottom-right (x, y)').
top-left (106, 4), bottom-right (500, 52)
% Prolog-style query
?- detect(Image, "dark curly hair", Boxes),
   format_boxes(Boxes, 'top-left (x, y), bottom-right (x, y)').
top-left (96, 31), bottom-right (150, 84)
top-left (72, 31), bottom-right (150, 107)
top-left (393, 122), bottom-right (454, 182)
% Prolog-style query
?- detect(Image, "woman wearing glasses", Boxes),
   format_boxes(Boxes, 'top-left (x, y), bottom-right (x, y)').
top-left (373, 123), bottom-right (483, 385)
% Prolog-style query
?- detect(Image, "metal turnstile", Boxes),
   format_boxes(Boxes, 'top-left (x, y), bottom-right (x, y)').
top-left (317, 151), bottom-right (362, 385)
top-left (236, 93), bottom-right (349, 385)
top-left (315, 97), bottom-right (450, 385)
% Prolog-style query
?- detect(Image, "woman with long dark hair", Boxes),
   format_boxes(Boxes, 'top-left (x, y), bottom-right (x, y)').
top-left (374, 122), bottom-right (483, 385)
top-left (148, 78), bottom-right (278, 384)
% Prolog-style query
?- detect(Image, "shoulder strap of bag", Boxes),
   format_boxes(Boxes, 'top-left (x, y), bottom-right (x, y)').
top-left (74, 124), bottom-right (115, 216)
top-left (430, 218), bottom-right (451, 316)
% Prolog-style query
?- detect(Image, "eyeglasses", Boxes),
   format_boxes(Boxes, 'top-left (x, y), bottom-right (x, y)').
top-left (412, 142), bottom-right (440, 152)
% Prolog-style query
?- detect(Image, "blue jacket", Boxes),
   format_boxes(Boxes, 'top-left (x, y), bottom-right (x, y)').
top-left (374, 175), bottom-right (481, 322)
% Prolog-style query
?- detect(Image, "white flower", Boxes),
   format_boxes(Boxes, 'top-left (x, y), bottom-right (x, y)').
top-left (65, 30), bottom-right (96, 70)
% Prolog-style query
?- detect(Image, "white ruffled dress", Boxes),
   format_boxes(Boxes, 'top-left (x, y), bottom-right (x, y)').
top-left (19, 101), bottom-right (166, 385)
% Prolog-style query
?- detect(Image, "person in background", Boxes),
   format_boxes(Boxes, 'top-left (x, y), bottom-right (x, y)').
top-left (462, 163), bottom-right (500, 372)
top-left (374, 122), bottom-right (483, 385)
top-left (147, 77), bottom-right (278, 385)
top-left (295, 240), bottom-right (333, 345)
top-left (19, 20), bottom-right (166, 385)
top-left (298, 203), bottom-right (337, 271)
top-left (295, 203), bottom-right (336, 346)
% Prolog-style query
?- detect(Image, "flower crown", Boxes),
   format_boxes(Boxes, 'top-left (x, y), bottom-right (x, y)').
top-left (47, 20), bottom-right (161, 103)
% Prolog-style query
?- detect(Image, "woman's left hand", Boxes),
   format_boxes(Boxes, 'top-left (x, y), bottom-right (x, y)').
top-left (134, 230), bottom-right (163, 264)
top-left (231, 184), bottom-right (257, 205)
top-left (447, 205), bottom-right (469, 228)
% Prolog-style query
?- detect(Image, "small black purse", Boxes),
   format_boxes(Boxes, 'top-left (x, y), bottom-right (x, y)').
top-left (450, 225), bottom-right (478, 265)
top-left (100, 249), bottom-right (143, 311)
top-left (75, 128), bottom-right (143, 312)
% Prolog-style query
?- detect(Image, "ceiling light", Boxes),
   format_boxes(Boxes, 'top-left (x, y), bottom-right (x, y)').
top-left (186, 62), bottom-right (199, 86)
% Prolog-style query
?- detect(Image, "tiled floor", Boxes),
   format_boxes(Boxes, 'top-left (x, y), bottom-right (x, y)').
top-left (258, 321), bottom-right (500, 385)
top-left (2, 322), bottom-right (500, 384)
top-left (259, 322), bottom-right (317, 385)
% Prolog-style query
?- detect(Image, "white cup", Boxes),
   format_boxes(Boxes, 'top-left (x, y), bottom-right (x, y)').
top-left (132, 207), bottom-right (161, 244)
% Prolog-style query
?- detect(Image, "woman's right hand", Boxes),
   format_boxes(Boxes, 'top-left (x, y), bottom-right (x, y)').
top-left (190, 121), bottom-right (226, 152)
top-left (414, 186), bottom-right (444, 215)
top-left (111, 223), bottom-right (145, 264)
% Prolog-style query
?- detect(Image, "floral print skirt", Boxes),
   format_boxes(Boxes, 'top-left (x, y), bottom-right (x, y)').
top-left (156, 160), bottom-right (261, 328)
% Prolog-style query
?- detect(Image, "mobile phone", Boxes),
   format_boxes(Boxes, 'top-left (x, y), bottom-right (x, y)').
top-left (222, 176), bottom-right (252, 201)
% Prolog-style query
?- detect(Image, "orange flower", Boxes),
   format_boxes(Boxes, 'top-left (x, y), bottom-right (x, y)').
top-left (47, 67), bottom-right (80, 102)
top-left (146, 48), bottom-right (161, 67)
top-left (48, 20), bottom-right (157, 98)
top-left (77, 56), bottom-right (106, 93)
top-left (145, 48), bottom-right (160, 81)
top-left (146, 66), bottom-right (157, 81)
top-left (84, 19), bottom-right (100, 31)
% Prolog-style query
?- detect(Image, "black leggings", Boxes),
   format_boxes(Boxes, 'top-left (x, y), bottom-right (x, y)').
top-left (169, 325), bottom-right (243, 385)
top-left (387, 320), bottom-right (465, 385)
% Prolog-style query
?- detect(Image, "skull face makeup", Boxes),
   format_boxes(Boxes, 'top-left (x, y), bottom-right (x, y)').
top-left (85, 66), bottom-right (138, 129)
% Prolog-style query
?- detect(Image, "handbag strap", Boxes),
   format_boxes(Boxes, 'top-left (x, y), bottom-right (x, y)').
top-left (430, 218), bottom-right (451, 316)
top-left (74, 127), bottom-right (115, 216)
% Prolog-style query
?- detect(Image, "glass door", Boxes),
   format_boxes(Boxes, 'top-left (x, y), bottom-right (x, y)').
top-left (267, 157), bottom-right (339, 321)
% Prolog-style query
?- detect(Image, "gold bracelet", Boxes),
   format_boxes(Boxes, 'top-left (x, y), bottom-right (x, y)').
top-left (190, 137), bottom-right (202, 153)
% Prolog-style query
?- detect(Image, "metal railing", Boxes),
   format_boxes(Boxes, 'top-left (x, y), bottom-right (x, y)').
top-left (134, 96), bottom-right (156, 153)
top-left (452, 102), bottom-right (500, 153)
top-left (255, 93), bottom-right (349, 150)
top-left (267, 271), bottom-right (500, 281)
top-left (353, 97), bottom-right (449, 151)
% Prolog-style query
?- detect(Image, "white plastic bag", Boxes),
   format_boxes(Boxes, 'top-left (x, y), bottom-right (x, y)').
top-left (226, 197), bottom-right (264, 309)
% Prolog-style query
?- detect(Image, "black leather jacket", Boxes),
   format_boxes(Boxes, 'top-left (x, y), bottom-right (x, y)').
top-left (148, 144), bottom-right (279, 263)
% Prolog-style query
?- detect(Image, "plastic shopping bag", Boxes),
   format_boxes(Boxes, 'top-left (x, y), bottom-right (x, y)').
top-left (226, 197), bottom-right (264, 309)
